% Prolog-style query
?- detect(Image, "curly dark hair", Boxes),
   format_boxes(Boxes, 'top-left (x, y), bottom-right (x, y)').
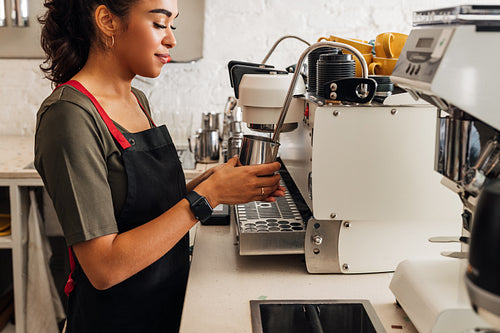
top-left (38, 0), bottom-right (140, 86)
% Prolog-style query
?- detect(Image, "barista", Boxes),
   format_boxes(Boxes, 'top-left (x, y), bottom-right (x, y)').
top-left (34, 0), bottom-right (284, 331)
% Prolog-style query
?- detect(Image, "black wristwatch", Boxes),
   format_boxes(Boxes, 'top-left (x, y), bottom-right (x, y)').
top-left (185, 191), bottom-right (213, 223)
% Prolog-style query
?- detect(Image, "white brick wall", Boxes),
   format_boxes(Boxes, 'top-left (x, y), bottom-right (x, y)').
top-left (0, 0), bottom-right (496, 145)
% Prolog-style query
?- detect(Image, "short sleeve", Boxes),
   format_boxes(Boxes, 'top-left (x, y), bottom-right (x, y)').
top-left (35, 99), bottom-right (119, 246)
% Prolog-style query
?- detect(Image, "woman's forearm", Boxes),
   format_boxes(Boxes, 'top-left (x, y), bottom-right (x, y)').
top-left (185, 167), bottom-right (217, 193)
top-left (73, 199), bottom-right (197, 290)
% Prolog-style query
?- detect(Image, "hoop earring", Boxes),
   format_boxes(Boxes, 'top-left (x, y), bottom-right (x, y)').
top-left (105, 35), bottom-right (115, 49)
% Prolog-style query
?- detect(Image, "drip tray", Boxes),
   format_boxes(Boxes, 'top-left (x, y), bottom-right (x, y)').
top-left (234, 168), bottom-right (311, 255)
top-left (250, 300), bottom-right (386, 333)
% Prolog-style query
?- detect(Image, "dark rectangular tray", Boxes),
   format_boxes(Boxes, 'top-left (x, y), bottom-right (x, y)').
top-left (250, 299), bottom-right (386, 333)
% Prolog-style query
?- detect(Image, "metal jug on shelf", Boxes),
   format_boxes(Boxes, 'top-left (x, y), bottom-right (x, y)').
top-left (201, 112), bottom-right (221, 132)
top-left (189, 129), bottom-right (220, 164)
top-left (188, 112), bottom-right (222, 163)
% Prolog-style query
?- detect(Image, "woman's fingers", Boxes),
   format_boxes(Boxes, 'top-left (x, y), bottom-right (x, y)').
top-left (226, 156), bottom-right (239, 167)
top-left (251, 162), bottom-right (281, 177)
top-left (261, 188), bottom-right (286, 202)
top-left (199, 159), bottom-right (284, 205)
top-left (271, 187), bottom-right (286, 197)
top-left (257, 173), bottom-right (281, 187)
top-left (257, 185), bottom-right (286, 201)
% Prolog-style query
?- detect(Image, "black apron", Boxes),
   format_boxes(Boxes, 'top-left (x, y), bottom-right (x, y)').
top-left (60, 80), bottom-right (189, 333)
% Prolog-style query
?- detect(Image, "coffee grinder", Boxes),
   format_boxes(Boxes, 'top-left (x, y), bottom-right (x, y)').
top-left (388, 5), bottom-right (500, 332)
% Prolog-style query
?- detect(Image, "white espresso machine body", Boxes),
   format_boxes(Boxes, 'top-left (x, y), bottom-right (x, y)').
top-left (279, 101), bottom-right (463, 274)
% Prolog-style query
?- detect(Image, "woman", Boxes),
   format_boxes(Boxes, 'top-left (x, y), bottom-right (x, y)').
top-left (35, 0), bottom-right (284, 331)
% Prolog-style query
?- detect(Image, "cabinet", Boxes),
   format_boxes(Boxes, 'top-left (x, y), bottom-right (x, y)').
top-left (0, 179), bottom-right (44, 333)
top-left (1, 136), bottom-right (45, 333)
top-left (0, 187), bottom-right (13, 331)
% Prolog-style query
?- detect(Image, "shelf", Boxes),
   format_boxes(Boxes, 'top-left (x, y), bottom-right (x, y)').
top-left (0, 235), bottom-right (12, 249)
top-left (0, 213), bottom-right (11, 249)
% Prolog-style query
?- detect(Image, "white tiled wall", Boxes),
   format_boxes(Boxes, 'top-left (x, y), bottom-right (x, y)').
top-left (0, 0), bottom-right (496, 145)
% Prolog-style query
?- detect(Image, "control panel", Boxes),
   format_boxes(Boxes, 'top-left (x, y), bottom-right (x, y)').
top-left (392, 27), bottom-right (455, 84)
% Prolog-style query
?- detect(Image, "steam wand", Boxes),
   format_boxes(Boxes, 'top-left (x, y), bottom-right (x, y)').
top-left (261, 35), bottom-right (311, 64)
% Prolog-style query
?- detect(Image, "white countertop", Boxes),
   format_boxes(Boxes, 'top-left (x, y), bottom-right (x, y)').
top-left (0, 135), bottom-right (211, 180)
top-left (0, 136), bottom-right (38, 179)
top-left (180, 220), bottom-right (418, 333)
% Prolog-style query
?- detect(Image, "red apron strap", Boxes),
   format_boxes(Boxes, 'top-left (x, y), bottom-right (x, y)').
top-left (64, 246), bottom-right (76, 296)
top-left (57, 80), bottom-right (132, 149)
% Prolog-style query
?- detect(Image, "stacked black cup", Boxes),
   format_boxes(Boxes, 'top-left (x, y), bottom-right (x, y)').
top-left (316, 52), bottom-right (355, 97)
top-left (307, 47), bottom-right (339, 94)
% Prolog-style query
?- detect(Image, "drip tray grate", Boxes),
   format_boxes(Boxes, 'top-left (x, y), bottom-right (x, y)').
top-left (235, 177), bottom-right (307, 255)
top-left (236, 188), bottom-right (305, 233)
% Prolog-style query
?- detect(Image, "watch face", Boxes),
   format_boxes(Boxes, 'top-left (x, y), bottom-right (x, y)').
top-left (193, 196), bottom-right (213, 222)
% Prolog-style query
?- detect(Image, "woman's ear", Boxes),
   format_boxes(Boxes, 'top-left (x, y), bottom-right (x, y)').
top-left (94, 5), bottom-right (118, 38)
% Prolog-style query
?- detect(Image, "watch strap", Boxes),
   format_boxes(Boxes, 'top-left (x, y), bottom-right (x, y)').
top-left (185, 191), bottom-right (213, 222)
top-left (185, 191), bottom-right (202, 206)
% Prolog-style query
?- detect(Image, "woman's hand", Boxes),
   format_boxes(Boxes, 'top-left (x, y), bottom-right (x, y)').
top-left (193, 156), bottom-right (285, 208)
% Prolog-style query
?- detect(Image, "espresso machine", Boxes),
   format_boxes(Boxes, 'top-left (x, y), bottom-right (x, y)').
top-left (228, 34), bottom-right (463, 274)
top-left (387, 5), bottom-right (500, 332)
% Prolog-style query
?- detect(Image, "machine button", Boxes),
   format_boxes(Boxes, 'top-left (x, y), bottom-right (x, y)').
top-left (414, 65), bottom-right (421, 75)
top-left (312, 235), bottom-right (323, 246)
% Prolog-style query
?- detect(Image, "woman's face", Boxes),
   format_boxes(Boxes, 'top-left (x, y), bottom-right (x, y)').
top-left (114, 0), bottom-right (178, 78)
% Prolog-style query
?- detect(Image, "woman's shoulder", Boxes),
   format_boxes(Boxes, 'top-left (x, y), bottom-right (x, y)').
top-left (36, 85), bottom-right (116, 153)
top-left (38, 84), bottom-right (100, 121)
top-left (42, 84), bottom-right (93, 107)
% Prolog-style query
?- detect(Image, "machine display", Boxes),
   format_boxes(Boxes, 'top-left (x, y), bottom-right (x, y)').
top-left (389, 4), bottom-right (500, 332)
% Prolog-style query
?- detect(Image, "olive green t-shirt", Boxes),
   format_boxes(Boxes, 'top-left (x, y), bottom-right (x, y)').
top-left (34, 84), bottom-right (153, 246)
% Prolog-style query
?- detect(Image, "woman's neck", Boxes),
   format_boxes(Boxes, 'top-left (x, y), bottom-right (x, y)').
top-left (72, 48), bottom-right (134, 100)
